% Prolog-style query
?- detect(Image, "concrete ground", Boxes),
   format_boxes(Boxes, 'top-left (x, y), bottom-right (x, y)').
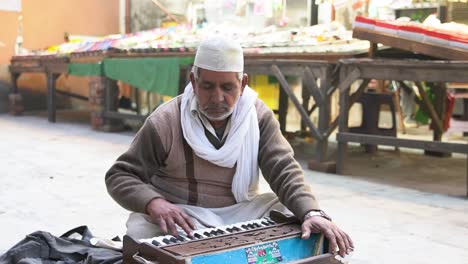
top-left (1, 111), bottom-right (467, 264)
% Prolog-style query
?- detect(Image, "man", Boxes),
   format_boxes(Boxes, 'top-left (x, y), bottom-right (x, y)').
top-left (105, 36), bottom-right (353, 257)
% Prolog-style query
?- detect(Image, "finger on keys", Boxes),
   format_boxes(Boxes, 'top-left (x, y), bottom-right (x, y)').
top-left (181, 212), bottom-right (196, 230)
top-left (166, 217), bottom-right (179, 237)
top-left (175, 214), bottom-right (194, 237)
top-left (158, 217), bottom-right (168, 234)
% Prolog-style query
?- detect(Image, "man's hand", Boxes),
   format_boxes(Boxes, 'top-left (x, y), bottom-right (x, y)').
top-left (301, 216), bottom-right (354, 258)
top-left (146, 198), bottom-right (195, 237)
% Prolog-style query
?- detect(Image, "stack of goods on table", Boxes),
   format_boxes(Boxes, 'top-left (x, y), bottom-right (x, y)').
top-left (240, 22), bottom-right (369, 55)
top-left (353, 15), bottom-right (468, 51)
top-left (14, 22), bottom-right (370, 59)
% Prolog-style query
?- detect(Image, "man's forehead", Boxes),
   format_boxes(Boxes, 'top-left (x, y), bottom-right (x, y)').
top-left (198, 69), bottom-right (239, 82)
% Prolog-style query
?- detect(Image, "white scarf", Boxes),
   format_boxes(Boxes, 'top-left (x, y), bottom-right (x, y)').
top-left (180, 83), bottom-right (260, 202)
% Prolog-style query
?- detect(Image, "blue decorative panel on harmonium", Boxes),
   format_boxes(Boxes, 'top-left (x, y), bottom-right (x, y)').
top-left (123, 216), bottom-right (337, 264)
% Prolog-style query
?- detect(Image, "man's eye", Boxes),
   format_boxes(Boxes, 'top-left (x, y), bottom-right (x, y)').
top-left (223, 85), bottom-right (233, 91)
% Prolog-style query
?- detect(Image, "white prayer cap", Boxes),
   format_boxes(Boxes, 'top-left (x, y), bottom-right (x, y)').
top-left (194, 36), bottom-right (244, 72)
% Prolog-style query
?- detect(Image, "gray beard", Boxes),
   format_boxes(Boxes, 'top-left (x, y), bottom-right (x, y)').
top-left (200, 107), bottom-right (234, 121)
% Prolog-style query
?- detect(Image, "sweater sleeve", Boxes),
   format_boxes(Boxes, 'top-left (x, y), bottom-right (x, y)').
top-left (257, 101), bottom-right (320, 220)
top-left (105, 118), bottom-right (167, 214)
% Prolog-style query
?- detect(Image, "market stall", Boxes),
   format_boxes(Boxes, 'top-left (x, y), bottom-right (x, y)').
top-left (9, 55), bottom-right (44, 115)
top-left (336, 14), bottom-right (468, 195)
top-left (9, 55), bottom-right (71, 122)
top-left (352, 15), bottom-right (468, 60)
top-left (9, 20), bottom-right (371, 169)
top-left (351, 15), bottom-right (468, 140)
top-left (336, 58), bottom-right (468, 195)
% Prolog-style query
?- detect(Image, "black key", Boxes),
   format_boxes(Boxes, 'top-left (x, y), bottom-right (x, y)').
top-left (203, 231), bottom-right (212, 237)
top-left (267, 220), bottom-right (276, 225)
top-left (176, 236), bottom-right (186, 242)
top-left (194, 233), bottom-right (203, 239)
top-left (261, 221), bottom-right (270, 226)
top-left (253, 223), bottom-right (261, 228)
top-left (226, 228), bottom-right (233, 233)
top-left (241, 224), bottom-right (249, 230)
top-left (162, 238), bottom-right (171, 244)
top-left (233, 226), bottom-right (241, 232)
top-left (216, 229), bottom-right (225, 235)
top-left (247, 224), bottom-right (255, 229)
top-left (169, 237), bottom-right (178, 243)
top-left (152, 240), bottom-right (161, 247)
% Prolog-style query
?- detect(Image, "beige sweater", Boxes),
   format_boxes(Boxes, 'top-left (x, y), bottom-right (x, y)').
top-left (105, 96), bottom-right (320, 220)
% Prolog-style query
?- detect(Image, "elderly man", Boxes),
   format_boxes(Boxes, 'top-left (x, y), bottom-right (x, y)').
top-left (105, 36), bottom-right (353, 257)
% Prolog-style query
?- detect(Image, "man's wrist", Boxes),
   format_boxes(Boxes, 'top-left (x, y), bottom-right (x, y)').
top-left (303, 210), bottom-right (332, 222)
top-left (145, 197), bottom-right (164, 214)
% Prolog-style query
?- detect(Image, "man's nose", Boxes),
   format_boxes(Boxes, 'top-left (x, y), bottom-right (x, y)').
top-left (211, 87), bottom-right (224, 102)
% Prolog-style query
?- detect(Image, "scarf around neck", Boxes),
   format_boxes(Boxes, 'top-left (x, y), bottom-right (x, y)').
top-left (180, 83), bottom-right (260, 202)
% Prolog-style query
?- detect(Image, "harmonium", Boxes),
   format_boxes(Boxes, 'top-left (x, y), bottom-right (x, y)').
top-left (123, 212), bottom-right (341, 264)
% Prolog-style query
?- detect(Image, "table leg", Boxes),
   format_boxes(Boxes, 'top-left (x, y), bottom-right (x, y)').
top-left (9, 72), bottom-right (23, 115)
top-left (309, 71), bottom-right (336, 173)
top-left (301, 83), bottom-right (310, 133)
top-left (316, 72), bottom-right (331, 163)
top-left (336, 75), bottom-right (351, 174)
top-left (279, 83), bottom-right (288, 134)
top-left (47, 73), bottom-right (60, 123)
top-left (464, 98), bottom-right (468, 137)
top-left (425, 83), bottom-right (451, 157)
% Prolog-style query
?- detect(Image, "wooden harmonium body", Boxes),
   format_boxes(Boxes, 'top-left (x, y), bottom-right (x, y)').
top-left (123, 216), bottom-right (340, 264)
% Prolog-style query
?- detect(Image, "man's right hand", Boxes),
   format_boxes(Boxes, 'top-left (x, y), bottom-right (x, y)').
top-left (146, 198), bottom-right (195, 237)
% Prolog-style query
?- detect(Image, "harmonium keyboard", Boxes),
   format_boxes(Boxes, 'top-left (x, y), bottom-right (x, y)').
top-left (123, 214), bottom-right (341, 264)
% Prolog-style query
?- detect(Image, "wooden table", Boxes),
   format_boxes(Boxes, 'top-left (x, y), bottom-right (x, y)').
top-left (9, 55), bottom-right (71, 122)
top-left (353, 27), bottom-right (468, 60)
top-left (336, 58), bottom-right (468, 196)
top-left (353, 26), bottom-right (468, 152)
top-left (9, 49), bottom-right (369, 168)
top-left (103, 52), bottom-right (367, 168)
top-left (244, 59), bottom-right (337, 165)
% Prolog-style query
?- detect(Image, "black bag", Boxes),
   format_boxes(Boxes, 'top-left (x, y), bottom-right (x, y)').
top-left (0, 226), bottom-right (122, 264)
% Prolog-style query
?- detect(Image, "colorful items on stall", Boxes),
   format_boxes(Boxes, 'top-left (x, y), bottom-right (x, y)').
top-left (353, 15), bottom-right (468, 50)
top-left (16, 20), bottom-right (369, 57)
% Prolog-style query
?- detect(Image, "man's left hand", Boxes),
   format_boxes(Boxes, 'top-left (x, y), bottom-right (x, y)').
top-left (301, 216), bottom-right (354, 258)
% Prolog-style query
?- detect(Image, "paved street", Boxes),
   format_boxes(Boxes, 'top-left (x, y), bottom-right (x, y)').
top-left (1, 113), bottom-right (467, 263)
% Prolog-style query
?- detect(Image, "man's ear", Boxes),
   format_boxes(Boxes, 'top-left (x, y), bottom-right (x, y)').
top-left (189, 72), bottom-right (197, 94)
top-left (240, 73), bottom-right (248, 95)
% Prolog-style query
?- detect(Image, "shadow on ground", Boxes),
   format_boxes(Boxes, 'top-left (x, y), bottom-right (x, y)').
top-left (292, 136), bottom-right (467, 198)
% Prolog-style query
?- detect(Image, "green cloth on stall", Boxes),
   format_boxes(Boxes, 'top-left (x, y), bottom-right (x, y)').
top-left (414, 85), bottom-right (434, 125)
top-left (103, 57), bottom-right (194, 97)
top-left (68, 63), bottom-right (103, 76)
top-left (67, 57), bottom-right (194, 97)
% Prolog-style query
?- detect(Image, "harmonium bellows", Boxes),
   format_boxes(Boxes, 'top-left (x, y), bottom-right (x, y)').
top-left (123, 216), bottom-right (340, 264)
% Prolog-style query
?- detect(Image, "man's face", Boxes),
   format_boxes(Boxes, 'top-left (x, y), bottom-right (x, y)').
top-left (191, 68), bottom-right (247, 121)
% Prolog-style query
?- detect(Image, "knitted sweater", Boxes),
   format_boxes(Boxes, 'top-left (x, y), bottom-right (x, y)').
top-left (105, 96), bottom-right (320, 220)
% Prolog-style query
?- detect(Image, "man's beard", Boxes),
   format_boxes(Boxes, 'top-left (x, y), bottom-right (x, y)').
top-left (200, 104), bottom-right (234, 121)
